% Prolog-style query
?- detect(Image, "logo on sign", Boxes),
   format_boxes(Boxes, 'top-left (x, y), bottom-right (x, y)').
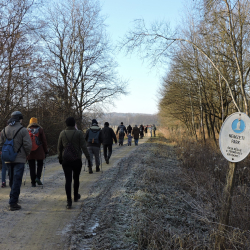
top-left (232, 119), bottom-right (245, 134)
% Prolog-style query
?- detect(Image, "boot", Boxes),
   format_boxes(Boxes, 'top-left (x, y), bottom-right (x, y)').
top-left (106, 157), bottom-right (110, 164)
top-left (96, 166), bottom-right (100, 172)
top-left (35, 178), bottom-right (43, 185)
top-left (9, 203), bottom-right (21, 211)
top-left (74, 194), bottom-right (81, 202)
top-left (66, 200), bottom-right (72, 209)
top-left (89, 166), bottom-right (93, 174)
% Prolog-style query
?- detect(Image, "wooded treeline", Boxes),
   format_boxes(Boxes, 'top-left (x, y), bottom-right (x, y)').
top-left (159, 0), bottom-right (250, 143)
top-left (121, 0), bottom-right (250, 144)
top-left (0, 0), bottom-right (125, 152)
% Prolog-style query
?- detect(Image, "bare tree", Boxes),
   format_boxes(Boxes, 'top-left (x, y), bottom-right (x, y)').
top-left (41, 0), bottom-right (126, 128)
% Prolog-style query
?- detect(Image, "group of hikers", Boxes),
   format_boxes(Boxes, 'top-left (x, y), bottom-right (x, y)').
top-left (0, 111), bottom-right (156, 210)
top-left (116, 123), bottom-right (157, 146)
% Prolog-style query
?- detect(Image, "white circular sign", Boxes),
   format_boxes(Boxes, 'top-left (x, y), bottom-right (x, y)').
top-left (219, 112), bottom-right (250, 162)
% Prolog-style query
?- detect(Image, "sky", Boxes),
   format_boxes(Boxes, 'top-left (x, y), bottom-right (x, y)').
top-left (100, 0), bottom-right (185, 114)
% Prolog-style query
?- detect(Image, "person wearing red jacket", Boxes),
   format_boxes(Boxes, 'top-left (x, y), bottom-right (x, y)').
top-left (27, 117), bottom-right (48, 187)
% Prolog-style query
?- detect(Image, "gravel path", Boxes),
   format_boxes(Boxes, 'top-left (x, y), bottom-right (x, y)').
top-left (68, 137), bottom-right (211, 250)
top-left (0, 138), bottom-right (147, 250)
top-left (0, 136), bottom-right (211, 249)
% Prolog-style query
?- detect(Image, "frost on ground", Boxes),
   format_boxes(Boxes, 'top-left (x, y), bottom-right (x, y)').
top-left (68, 137), bottom-right (212, 250)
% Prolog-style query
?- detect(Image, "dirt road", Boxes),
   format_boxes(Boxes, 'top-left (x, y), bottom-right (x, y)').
top-left (0, 138), bottom-right (148, 250)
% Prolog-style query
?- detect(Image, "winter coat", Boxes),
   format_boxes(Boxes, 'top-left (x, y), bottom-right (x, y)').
top-left (0, 122), bottom-right (32, 163)
top-left (132, 127), bottom-right (140, 139)
top-left (101, 125), bottom-right (117, 145)
top-left (58, 126), bottom-right (90, 162)
top-left (127, 125), bottom-right (132, 133)
top-left (127, 134), bottom-right (133, 143)
top-left (139, 125), bottom-right (144, 135)
top-left (116, 125), bottom-right (127, 135)
top-left (85, 125), bottom-right (103, 148)
top-left (145, 127), bottom-right (148, 133)
top-left (27, 123), bottom-right (48, 160)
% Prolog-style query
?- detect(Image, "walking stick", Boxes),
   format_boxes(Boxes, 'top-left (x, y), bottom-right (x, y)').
top-left (84, 157), bottom-right (86, 172)
top-left (42, 150), bottom-right (49, 189)
top-left (23, 161), bottom-right (29, 186)
top-left (100, 146), bottom-right (103, 173)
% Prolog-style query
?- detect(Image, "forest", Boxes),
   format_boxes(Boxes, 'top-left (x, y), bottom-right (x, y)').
top-left (0, 0), bottom-right (126, 152)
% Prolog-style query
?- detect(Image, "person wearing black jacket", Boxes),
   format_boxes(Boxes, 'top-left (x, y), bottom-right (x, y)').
top-left (102, 122), bottom-right (117, 164)
top-left (127, 125), bottom-right (132, 134)
top-left (85, 119), bottom-right (103, 173)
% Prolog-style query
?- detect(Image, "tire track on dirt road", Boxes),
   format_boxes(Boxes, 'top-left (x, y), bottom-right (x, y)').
top-left (0, 138), bottom-right (148, 250)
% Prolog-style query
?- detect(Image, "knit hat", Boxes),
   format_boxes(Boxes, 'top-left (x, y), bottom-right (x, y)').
top-left (104, 122), bottom-right (109, 126)
top-left (92, 119), bottom-right (98, 125)
top-left (29, 117), bottom-right (38, 124)
top-left (66, 117), bottom-right (75, 127)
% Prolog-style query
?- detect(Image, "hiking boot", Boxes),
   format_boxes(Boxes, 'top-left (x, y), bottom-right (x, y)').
top-left (32, 183), bottom-right (36, 187)
top-left (9, 203), bottom-right (21, 211)
top-left (1, 182), bottom-right (6, 188)
top-left (66, 201), bottom-right (72, 209)
top-left (35, 178), bottom-right (43, 185)
top-left (74, 194), bottom-right (81, 202)
top-left (96, 166), bottom-right (100, 172)
top-left (106, 158), bottom-right (109, 164)
top-left (89, 167), bottom-right (93, 174)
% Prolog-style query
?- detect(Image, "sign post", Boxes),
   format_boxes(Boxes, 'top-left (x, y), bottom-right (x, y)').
top-left (216, 112), bottom-right (250, 249)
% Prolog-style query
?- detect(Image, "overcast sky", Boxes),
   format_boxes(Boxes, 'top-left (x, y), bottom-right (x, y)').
top-left (100, 0), bottom-right (185, 114)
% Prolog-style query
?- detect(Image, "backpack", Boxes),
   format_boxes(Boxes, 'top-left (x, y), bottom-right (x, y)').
top-left (2, 127), bottom-right (24, 162)
top-left (28, 127), bottom-right (42, 151)
top-left (140, 127), bottom-right (143, 132)
top-left (119, 126), bottom-right (124, 134)
top-left (88, 129), bottom-right (100, 144)
top-left (63, 130), bottom-right (79, 162)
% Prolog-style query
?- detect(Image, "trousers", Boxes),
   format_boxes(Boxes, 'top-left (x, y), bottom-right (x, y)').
top-left (62, 159), bottom-right (82, 202)
top-left (103, 144), bottom-right (113, 159)
top-left (7, 163), bottom-right (25, 205)
top-left (28, 159), bottom-right (43, 184)
top-left (87, 146), bottom-right (100, 166)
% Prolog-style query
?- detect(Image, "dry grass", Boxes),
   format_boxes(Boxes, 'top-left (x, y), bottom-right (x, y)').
top-left (130, 130), bottom-right (250, 249)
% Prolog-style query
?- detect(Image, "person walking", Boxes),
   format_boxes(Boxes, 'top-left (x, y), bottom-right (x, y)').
top-left (58, 117), bottom-right (91, 209)
top-left (132, 125), bottom-right (140, 146)
top-left (127, 124), bottom-right (132, 134)
top-left (27, 117), bottom-right (48, 187)
top-left (153, 124), bottom-right (157, 137)
top-left (116, 122), bottom-right (127, 146)
top-left (0, 111), bottom-right (32, 211)
top-left (145, 125), bottom-right (148, 136)
top-left (150, 125), bottom-right (153, 137)
top-left (85, 119), bottom-right (103, 173)
top-left (101, 122), bottom-right (117, 164)
top-left (127, 133), bottom-right (133, 146)
top-left (139, 124), bottom-right (144, 139)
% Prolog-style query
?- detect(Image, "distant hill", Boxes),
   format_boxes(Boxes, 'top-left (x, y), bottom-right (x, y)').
top-left (98, 112), bottom-right (158, 126)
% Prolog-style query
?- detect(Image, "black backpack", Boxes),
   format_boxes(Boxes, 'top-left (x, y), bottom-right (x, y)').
top-left (63, 130), bottom-right (79, 162)
top-left (88, 129), bottom-right (100, 144)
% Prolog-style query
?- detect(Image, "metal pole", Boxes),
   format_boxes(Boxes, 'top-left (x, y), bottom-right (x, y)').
top-left (23, 161), bottom-right (29, 185)
top-left (100, 146), bottom-right (103, 173)
top-left (42, 150), bottom-right (49, 189)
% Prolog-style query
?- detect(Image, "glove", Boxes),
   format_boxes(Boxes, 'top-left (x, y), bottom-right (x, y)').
top-left (88, 159), bottom-right (92, 167)
top-left (59, 159), bottom-right (63, 165)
